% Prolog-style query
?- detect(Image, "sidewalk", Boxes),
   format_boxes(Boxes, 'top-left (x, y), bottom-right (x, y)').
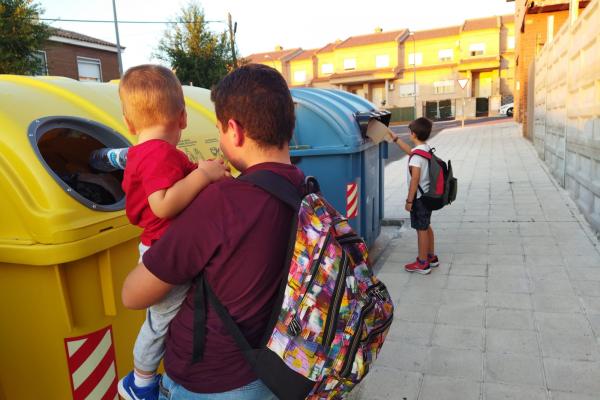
top-left (354, 122), bottom-right (600, 400)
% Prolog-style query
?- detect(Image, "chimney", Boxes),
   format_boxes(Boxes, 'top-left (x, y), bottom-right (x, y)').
top-left (374, 27), bottom-right (383, 33)
top-left (274, 45), bottom-right (283, 51)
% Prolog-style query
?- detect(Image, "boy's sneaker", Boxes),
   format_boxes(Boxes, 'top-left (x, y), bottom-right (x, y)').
top-left (118, 371), bottom-right (160, 400)
top-left (428, 254), bottom-right (440, 267)
top-left (405, 258), bottom-right (431, 274)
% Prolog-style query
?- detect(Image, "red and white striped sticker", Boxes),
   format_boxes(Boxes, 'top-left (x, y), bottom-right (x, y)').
top-left (346, 182), bottom-right (359, 219)
top-left (64, 326), bottom-right (118, 400)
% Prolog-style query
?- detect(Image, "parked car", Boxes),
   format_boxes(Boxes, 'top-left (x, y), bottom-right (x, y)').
top-left (499, 102), bottom-right (514, 117)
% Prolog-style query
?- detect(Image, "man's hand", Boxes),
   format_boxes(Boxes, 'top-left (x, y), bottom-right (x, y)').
top-left (197, 159), bottom-right (229, 182)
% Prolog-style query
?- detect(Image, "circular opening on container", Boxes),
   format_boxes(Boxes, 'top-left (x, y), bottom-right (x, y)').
top-left (28, 116), bottom-right (131, 211)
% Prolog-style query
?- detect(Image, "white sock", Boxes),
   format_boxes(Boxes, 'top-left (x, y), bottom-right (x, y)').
top-left (133, 371), bottom-right (156, 387)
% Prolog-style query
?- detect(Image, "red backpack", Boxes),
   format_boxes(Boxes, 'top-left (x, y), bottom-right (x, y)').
top-left (409, 148), bottom-right (457, 210)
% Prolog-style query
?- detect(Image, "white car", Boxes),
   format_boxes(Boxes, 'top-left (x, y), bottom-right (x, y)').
top-left (499, 102), bottom-right (514, 117)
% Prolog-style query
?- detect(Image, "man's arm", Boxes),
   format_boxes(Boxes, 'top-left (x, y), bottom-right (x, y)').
top-left (122, 262), bottom-right (174, 309)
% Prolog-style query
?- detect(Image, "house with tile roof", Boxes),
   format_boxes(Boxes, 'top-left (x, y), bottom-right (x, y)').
top-left (245, 47), bottom-right (303, 84)
top-left (37, 28), bottom-right (123, 82)
top-left (247, 14), bottom-right (516, 121)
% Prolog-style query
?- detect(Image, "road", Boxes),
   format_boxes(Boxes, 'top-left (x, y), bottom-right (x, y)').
top-left (385, 116), bottom-right (511, 165)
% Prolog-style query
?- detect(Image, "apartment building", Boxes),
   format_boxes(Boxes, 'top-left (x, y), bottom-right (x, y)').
top-left (509, 0), bottom-right (589, 138)
top-left (246, 15), bottom-right (515, 120)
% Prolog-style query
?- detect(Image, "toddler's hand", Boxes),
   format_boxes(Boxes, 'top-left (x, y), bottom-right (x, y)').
top-left (197, 159), bottom-right (228, 182)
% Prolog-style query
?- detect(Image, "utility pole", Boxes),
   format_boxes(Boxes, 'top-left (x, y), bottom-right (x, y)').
top-left (410, 31), bottom-right (417, 119)
top-left (228, 13), bottom-right (238, 69)
top-left (111, 0), bottom-right (123, 76)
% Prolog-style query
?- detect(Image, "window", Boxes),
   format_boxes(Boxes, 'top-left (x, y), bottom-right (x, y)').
top-left (77, 57), bottom-right (102, 82)
top-left (433, 80), bottom-right (455, 94)
top-left (399, 83), bottom-right (418, 97)
top-left (469, 43), bottom-right (485, 57)
top-left (33, 51), bottom-right (48, 75)
top-left (343, 58), bottom-right (356, 70)
top-left (438, 49), bottom-right (453, 62)
top-left (408, 53), bottom-right (423, 66)
top-left (375, 54), bottom-right (389, 68)
top-left (293, 70), bottom-right (307, 83)
top-left (508, 36), bottom-right (515, 50)
top-left (321, 63), bottom-right (334, 75)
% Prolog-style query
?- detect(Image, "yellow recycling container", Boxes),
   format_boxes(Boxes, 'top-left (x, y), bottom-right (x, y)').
top-left (0, 75), bottom-right (220, 400)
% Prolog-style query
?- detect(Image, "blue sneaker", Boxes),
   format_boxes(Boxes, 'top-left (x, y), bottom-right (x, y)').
top-left (118, 371), bottom-right (160, 400)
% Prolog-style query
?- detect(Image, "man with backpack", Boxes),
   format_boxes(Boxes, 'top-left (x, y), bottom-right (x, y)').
top-left (122, 64), bottom-right (393, 400)
top-left (390, 118), bottom-right (442, 275)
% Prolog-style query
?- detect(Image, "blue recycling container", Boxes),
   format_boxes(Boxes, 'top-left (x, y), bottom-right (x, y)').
top-left (290, 88), bottom-right (390, 248)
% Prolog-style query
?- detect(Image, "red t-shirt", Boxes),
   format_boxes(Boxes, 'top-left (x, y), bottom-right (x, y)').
top-left (122, 139), bottom-right (197, 245)
top-left (143, 162), bottom-right (304, 393)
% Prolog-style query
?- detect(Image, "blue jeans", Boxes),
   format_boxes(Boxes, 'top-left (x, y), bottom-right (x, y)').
top-left (158, 374), bottom-right (277, 400)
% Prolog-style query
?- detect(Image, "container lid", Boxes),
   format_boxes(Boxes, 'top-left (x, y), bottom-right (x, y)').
top-left (0, 75), bottom-right (219, 264)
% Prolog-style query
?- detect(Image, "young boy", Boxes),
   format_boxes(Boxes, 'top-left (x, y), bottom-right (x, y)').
top-left (117, 64), bottom-right (228, 400)
top-left (389, 117), bottom-right (439, 274)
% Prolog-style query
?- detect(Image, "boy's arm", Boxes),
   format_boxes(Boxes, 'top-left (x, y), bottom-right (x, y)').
top-left (406, 166), bottom-right (421, 210)
top-left (122, 262), bottom-right (173, 309)
top-left (388, 130), bottom-right (412, 155)
top-left (147, 169), bottom-right (211, 219)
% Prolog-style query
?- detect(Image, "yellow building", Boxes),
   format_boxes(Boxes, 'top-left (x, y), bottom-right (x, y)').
top-left (246, 15), bottom-right (515, 120)
top-left (246, 46), bottom-right (302, 85)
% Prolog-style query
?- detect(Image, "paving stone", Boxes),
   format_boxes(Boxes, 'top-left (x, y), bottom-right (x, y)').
top-left (486, 328), bottom-right (540, 356)
top-left (488, 277), bottom-right (533, 294)
top-left (485, 353), bottom-right (545, 386)
top-left (426, 346), bottom-right (483, 381)
top-left (532, 294), bottom-right (582, 313)
top-left (573, 281), bottom-right (600, 297)
top-left (376, 342), bottom-right (429, 372)
top-left (483, 382), bottom-right (547, 400)
top-left (386, 320), bottom-right (434, 346)
top-left (488, 264), bottom-right (528, 278)
top-left (536, 312), bottom-right (595, 337)
top-left (355, 367), bottom-right (422, 400)
top-left (550, 391), bottom-right (600, 400)
top-left (399, 286), bottom-right (443, 305)
top-left (539, 331), bottom-right (600, 361)
top-left (441, 289), bottom-right (486, 305)
top-left (486, 292), bottom-right (533, 310)
top-left (432, 325), bottom-right (483, 350)
top-left (533, 278), bottom-right (575, 295)
top-left (395, 303), bottom-right (439, 323)
top-left (449, 263), bottom-right (488, 276)
top-left (545, 359), bottom-right (600, 394)
top-left (419, 375), bottom-right (480, 400)
top-left (446, 276), bottom-right (487, 291)
top-left (486, 308), bottom-right (535, 330)
top-left (437, 304), bottom-right (485, 327)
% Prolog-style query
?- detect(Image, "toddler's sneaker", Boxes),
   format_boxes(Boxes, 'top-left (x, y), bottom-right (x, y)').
top-left (428, 254), bottom-right (440, 267)
top-left (405, 258), bottom-right (431, 274)
top-left (118, 371), bottom-right (160, 400)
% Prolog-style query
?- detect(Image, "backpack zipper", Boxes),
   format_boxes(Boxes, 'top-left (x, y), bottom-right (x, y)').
top-left (287, 230), bottom-right (332, 336)
top-left (340, 298), bottom-right (375, 377)
top-left (322, 251), bottom-right (350, 349)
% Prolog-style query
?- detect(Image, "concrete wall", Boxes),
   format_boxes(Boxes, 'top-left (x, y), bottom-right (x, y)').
top-left (533, 0), bottom-right (600, 231)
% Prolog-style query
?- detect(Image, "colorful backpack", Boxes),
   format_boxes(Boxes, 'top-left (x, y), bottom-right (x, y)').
top-left (409, 148), bottom-right (457, 210)
top-left (192, 170), bottom-right (394, 400)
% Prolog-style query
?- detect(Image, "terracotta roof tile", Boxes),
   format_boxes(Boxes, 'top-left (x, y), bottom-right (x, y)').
top-left (290, 49), bottom-right (318, 61)
top-left (316, 42), bottom-right (337, 54)
top-left (246, 48), bottom-right (302, 64)
top-left (336, 29), bottom-right (407, 49)
top-left (500, 14), bottom-right (515, 24)
top-left (50, 28), bottom-right (120, 48)
top-left (412, 26), bottom-right (461, 41)
top-left (463, 16), bottom-right (499, 31)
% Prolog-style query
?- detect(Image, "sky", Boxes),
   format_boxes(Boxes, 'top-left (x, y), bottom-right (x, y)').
top-left (39, 0), bottom-right (516, 70)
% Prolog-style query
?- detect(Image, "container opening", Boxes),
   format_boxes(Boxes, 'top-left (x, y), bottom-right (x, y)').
top-left (29, 117), bottom-right (131, 211)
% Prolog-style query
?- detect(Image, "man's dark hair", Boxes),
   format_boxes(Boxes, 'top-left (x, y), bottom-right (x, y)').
top-left (210, 64), bottom-right (295, 149)
top-left (409, 117), bottom-right (433, 141)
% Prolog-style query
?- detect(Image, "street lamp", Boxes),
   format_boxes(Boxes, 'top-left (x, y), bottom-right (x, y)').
top-left (409, 31), bottom-right (417, 119)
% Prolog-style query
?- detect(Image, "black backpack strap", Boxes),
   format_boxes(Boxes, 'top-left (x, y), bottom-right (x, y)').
top-left (192, 274), bottom-right (207, 363)
top-left (238, 170), bottom-right (302, 212)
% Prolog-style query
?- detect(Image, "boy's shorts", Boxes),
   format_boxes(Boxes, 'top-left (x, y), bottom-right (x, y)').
top-left (410, 198), bottom-right (432, 231)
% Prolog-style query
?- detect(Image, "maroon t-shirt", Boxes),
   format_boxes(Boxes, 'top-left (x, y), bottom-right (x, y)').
top-left (143, 162), bottom-right (304, 393)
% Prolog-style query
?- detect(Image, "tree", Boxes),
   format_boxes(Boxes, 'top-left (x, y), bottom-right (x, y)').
top-left (156, 2), bottom-right (238, 88)
top-left (0, 0), bottom-right (50, 75)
